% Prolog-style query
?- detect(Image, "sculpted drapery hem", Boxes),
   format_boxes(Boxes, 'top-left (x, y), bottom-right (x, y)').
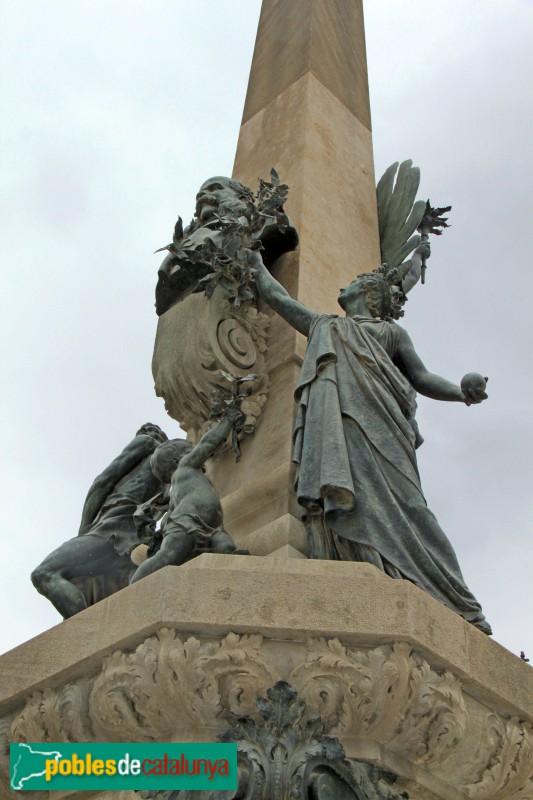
top-left (293, 314), bottom-right (489, 629)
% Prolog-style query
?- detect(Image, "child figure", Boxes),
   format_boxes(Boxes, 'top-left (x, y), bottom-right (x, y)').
top-left (129, 407), bottom-right (243, 584)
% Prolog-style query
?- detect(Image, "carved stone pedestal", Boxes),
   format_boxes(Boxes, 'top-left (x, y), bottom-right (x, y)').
top-left (1, 558), bottom-right (532, 799)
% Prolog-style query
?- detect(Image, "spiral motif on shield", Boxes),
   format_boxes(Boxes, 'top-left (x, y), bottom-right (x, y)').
top-left (216, 318), bottom-right (257, 369)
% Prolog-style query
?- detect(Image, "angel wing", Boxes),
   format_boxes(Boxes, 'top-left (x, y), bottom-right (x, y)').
top-left (376, 160), bottom-right (426, 292)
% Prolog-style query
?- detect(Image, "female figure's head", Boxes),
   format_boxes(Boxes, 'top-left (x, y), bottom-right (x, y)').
top-left (338, 267), bottom-right (405, 320)
top-left (338, 273), bottom-right (391, 318)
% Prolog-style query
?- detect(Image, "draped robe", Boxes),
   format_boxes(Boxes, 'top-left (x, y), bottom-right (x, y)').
top-left (293, 314), bottom-right (490, 632)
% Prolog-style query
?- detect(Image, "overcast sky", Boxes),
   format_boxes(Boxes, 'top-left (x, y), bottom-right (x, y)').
top-left (1, 1), bottom-right (532, 661)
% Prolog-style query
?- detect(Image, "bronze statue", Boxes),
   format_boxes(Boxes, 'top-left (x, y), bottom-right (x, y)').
top-left (31, 424), bottom-right (178, 618)
top-left (248, 239), bottom-right (491, 634)
top-left (130, 408), bottom-right (243, 584)
top-left (154, 171), bottom-right (298, 315)
top-left (152, 170), bottom-right (298, 441)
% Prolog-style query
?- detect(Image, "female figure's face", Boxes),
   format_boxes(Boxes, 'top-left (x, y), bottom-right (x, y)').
top-left (337, 277), bottom-right (366, 311)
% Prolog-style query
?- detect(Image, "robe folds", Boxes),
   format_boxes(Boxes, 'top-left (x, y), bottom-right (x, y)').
top-left (293, 314), bottom-right (490, 632)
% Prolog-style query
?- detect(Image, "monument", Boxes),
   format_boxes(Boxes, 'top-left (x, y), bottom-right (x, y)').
top-left (0, 1), bottom-right (531, 798)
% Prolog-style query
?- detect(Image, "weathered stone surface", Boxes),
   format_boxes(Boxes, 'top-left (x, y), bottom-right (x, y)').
top-left (234, 72), bottom-right (381, 309)
top-left (218, 462), bottom-right (305, 551)
top-left (238, 513), bottom-right (307, 557)
top-left (241, 0), bottom-right (371, 129)
top-left (1, 560), bottom-right (531, 799)
top-left (265, 543), bottom-right (307, 559)
top-left (3, 559), bottom-right (531, 714)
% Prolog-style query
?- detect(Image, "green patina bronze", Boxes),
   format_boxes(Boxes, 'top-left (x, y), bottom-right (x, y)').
top-left (129, 406), bottom-right (245, 586)
top-left (31, 423), bottom-right (171, 618)
top-left (249, 235), bottom-right (490, 635)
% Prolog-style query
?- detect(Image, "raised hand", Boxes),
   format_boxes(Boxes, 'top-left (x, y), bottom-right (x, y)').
top-left (246, 248), bottom-right (266, 275)
top-left (414, 241), bottom-right (431, 260)
top-left (226, 405), bottom-right (246, 427)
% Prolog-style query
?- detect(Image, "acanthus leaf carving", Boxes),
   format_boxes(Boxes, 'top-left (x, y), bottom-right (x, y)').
top-left (9, 693), bottom-right (48, 743)
top-left (288, 639), bottom-right (465, 767)
top-left (0, 715), bottom-right (14, 796)
top-left (464, 715), bottom-right (533, 800)
top-left (90, 629), bottom-right (206, 741)
top-left (391, 659), bottom-right (467, 764)
top-left (88, 629), bottom-right (279, 742)
top-left (2, 631), bottom-right (532, 800)
top-left (9, 682), bottom-right (93, 744)
top-left (198, 632), bottom-right (279, 720)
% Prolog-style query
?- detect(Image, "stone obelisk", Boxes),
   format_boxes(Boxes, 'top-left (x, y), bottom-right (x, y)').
top-left (1, 4), bottom-right (532, 799)
top-left (212, 0), bottom-right (381, 556)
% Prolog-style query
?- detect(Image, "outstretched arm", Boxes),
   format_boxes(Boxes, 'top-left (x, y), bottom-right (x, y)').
top-left (394, 327), bottom-right (487, 404)
top-left (179, 410), bottom-right (241, 470)
top-left (248, 250), bottom-right (316, 336)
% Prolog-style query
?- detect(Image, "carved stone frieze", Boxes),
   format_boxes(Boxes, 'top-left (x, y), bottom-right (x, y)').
top-left (1, 631), bottom-right (532, 800)
top-left (217, 681), bottom-right (409, 800)
top-left (461, 713), bottom-right (533, 799)
top-left (89, 631), bottom-right (277, 741)
top-left (139, 682), bottom-right (409, 800)
top-left (9, 681), bottom-right (93, 745)
top-left (0, 716), bottom-right (13, 798)
top-left (288, 638), bottom-right (468, 767)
